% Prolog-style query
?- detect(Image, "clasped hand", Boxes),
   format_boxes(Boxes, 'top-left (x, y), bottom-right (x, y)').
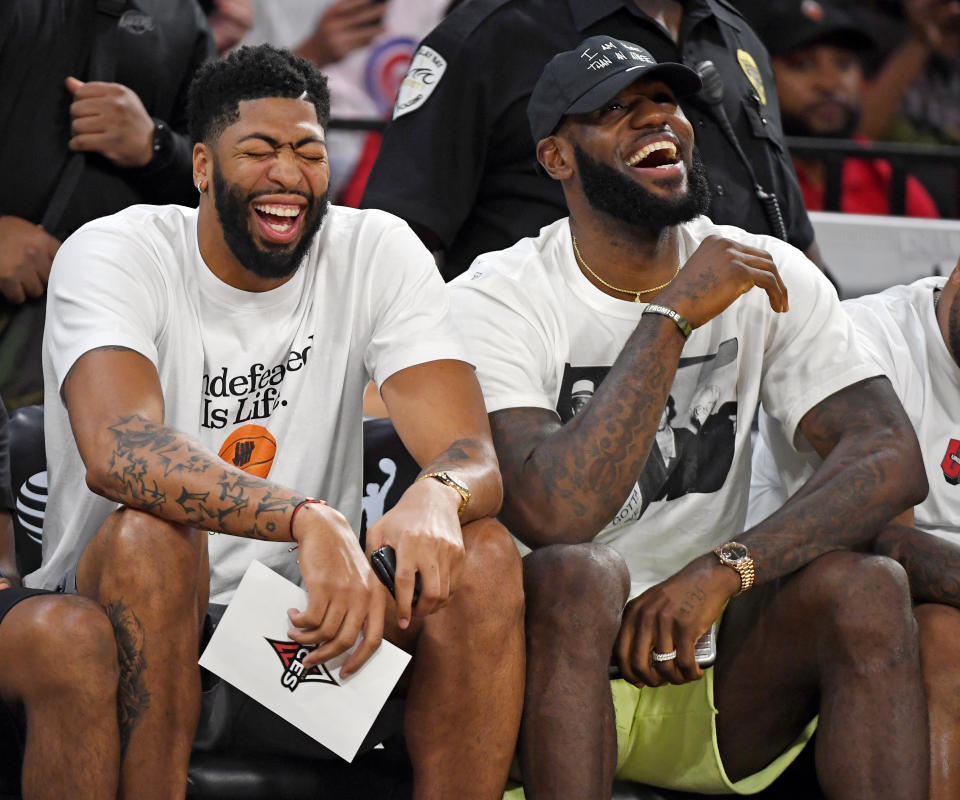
top-left (614, 556), bottom-right (735, 687)
top-left (365, 477), bottom-right (466, 629)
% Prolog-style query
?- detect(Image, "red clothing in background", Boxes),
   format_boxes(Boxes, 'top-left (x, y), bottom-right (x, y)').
top-left (794, 137), bottom-right (939, 217)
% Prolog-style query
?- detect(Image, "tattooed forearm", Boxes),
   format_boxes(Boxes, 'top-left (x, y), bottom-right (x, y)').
top-left (873, 524), bottom-right (960, 606)
top-left (105, 601), bottom-right (150, 756)
top-left (97, 415), bottom-right (306, 541)
top-left (492, 317), bottom-right (685, 546)
top-left (740, 378), bottom-right (927, 584)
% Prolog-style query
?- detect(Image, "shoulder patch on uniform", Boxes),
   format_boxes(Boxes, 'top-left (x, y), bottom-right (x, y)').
top-left (392, 45), bottom-right (447, 120)
top-left (736, 49), bottom-right (766, 106)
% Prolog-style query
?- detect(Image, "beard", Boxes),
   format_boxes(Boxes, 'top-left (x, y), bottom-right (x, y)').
top-left (574, 144), bottom-right (711, 232)
top-left (212, 159), bottom-right (329, 281)
top-left (781, 103), bottom-right (861, 139)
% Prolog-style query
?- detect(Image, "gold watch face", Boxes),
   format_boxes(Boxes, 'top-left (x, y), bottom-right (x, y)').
top-left (719, 542), bottom-right (749, 563)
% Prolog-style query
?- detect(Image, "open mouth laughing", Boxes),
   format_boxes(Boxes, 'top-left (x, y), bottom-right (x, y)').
top-left (252, 200), bottom-right (307, 244)
top-left (624, 137), bottom-right (684, 174)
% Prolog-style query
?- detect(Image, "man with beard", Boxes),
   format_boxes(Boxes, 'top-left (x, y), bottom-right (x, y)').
top-left (28, 44), bottom-right (524, 798)
top-left (761, 0), bottom-right (939, 217)
top-left (450, 37), bottom-right (930, 799)
top-left (749, 257), bottom-right (960, 800)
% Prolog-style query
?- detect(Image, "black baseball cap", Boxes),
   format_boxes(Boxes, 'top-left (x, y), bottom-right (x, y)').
top-left (527, 35), bottom-right (702, 143)
top-left (760, 0), bottom-right (875, 57)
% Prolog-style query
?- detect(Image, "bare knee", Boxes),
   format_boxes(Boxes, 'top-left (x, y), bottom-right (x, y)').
top-left (455, 518), bottom-right (524, 635)
top-left (523, 543), bottom-right (629, 642)
top-left (808, 553), bottom-right (917, 669)
top-left (17, 595), bottom-right (118, 703)
top-left (81, 509), bottom-right (204, 615)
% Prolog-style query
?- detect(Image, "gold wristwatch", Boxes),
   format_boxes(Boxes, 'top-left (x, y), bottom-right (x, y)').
top-left (712, 541), bottom-right (755, 595)
top-left (417, 471), bottom-right (470, 517)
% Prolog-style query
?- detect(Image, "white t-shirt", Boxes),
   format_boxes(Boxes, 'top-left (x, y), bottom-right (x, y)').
top-left (30, 204), bottom-right (466, 602)
top-left (749, 276), bottom-right (960, 541)
top-left (450, 216), bottom-right (881, 597)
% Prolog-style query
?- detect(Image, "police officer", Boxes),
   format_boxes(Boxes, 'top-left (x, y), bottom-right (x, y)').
top-left (361, 0), bottom-right (823, 281)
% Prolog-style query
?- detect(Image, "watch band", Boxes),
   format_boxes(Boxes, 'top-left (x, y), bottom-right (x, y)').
top-left (148, 117), bottom-right (174, 169)
top-left (417, 471), bottom-right (470, 517)
top-left (713, 542), bottom-right (756, 595)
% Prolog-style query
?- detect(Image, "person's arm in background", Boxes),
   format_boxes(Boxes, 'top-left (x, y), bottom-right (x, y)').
top-left (860, 0), bottom-right (960, 140)
top-left (293, 0), bottom-right (385, 66)
top-left (0, 216), bottom-right (60, 304)
top-left (204, 0), bottom-right (253, 54)
top-left (65, 2), bottom-right (216, 207)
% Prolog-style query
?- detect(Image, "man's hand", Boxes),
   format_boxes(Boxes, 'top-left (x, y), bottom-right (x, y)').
top-left (0, 574), bottom-right (21, 591)
top-left (66, 77), bottom-right (155, 168)
top-left (904, 0), bottom-right (960, 54)
top-left (294, 0), bottom-right (386, 66)
top-left (287, 502), bottom-right (386, 678)
top-left (0, 215), bottom-right (60, 304)
top-left (365, 476), bottom-right (466, 629)
top-left (207, 0), bottom-right (253, 54)
top-left (615, 554), bottom-right (738, 687)
top-left (658, 236), bottom-right (788, 330)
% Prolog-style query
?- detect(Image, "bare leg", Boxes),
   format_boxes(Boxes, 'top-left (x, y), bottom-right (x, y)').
top-left (0, 594), bottom-right (120, 800)
top-left (519, 543), bottom-right (630, 800)
top-left (77, 508), bottom-right (207, 800)
top-left (715, 551), bottom-right (928, 799)
top-left (914, 603), bottom-right (960, 800)
top-left (391, 518), bottom-right (525, 799)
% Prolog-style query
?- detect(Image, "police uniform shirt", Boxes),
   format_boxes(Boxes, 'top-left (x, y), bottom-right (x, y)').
top-left (361, 0), bottom-right (814, 281)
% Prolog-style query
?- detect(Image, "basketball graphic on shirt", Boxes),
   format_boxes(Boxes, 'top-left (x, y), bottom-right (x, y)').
top-left (218, 425), bottom-right (277, 478)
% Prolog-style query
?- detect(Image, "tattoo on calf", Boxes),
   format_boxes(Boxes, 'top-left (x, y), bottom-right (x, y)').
top-left (105, 600), bottom-right (150, 755)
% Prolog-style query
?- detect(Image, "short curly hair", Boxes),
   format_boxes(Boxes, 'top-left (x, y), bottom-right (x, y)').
top-left (187, 44), bottom-right (330, 144)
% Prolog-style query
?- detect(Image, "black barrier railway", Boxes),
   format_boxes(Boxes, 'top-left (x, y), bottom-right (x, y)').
top-left (784, 136), bottom-right (960, 218)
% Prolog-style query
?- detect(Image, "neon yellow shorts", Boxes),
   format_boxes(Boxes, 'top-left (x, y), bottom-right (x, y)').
top-left (503, 668), bottom-right (817, 798)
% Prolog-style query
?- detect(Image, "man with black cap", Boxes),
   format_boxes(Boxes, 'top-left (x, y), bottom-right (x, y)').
top-left (450, 36), bottom-right (930, 799)
top-left (760, 0), bottom-right (939, 217)
top-left (360, 0), bottom-right (823, 283)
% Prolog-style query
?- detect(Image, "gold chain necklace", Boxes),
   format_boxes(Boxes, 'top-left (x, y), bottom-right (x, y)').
top-left (571, 233), bottom-right (681, 302)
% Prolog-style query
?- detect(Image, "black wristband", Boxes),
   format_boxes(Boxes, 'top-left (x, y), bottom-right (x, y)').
top-left (147, 118), bottom-right (175, 169)
top-left (642, 304), bottom-right (693, 339)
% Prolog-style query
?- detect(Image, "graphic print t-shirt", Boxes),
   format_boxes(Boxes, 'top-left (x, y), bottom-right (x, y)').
top-left (750, 276), bottom-right (960, 542)
top-left (34, 204), bottom-right (466, 600)
top-left (450, 216), bottom-right (880, 596)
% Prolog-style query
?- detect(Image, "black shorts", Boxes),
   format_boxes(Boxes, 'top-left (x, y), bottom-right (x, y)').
top-left (0, 587), bottom-right (50, 782)
top-left (0, 586), bottom-right (50, 627)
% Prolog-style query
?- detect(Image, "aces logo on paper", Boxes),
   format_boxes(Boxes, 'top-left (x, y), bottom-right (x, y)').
top-left (266, 638), bottom-right (340, 692)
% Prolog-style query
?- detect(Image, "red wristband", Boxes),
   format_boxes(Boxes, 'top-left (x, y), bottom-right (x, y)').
top-left (288, 498), bottom-right (327, 542)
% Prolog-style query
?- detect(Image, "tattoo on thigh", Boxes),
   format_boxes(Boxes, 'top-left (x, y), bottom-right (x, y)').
top-left (105, 600), bottom-right (151, 754)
